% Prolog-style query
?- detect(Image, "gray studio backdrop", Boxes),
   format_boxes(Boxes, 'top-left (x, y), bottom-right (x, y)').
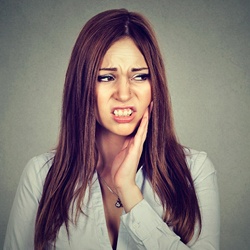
top-left (1, 0), bottom-right (249, 249)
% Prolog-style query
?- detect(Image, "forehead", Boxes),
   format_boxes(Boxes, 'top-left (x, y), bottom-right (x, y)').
top-left (101, 38), bottom-right (147, 67)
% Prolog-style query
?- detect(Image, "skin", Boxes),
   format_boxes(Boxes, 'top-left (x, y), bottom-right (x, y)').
top-left (95, 37), bottom-right (152, 248)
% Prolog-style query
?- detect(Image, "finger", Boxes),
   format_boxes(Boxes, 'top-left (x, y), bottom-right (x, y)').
top-left (133, 108), bottom-right (149, 149)
top-left (122, 105), bottom-right (150, 156)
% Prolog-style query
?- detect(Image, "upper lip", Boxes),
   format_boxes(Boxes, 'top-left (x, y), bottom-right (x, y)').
top-left (111, 106), bottom-right (136, 114)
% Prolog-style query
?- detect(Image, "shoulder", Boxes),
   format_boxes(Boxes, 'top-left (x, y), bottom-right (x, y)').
top-left (184, 148), bottom-right (216, 183)
top-left (23, 151), bottom-right (55, 177)
top-left (20, 151), bottom-right (55, 196)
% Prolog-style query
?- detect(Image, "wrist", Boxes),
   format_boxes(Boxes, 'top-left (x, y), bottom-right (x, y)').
top-left (117, 185), bottom-right (143, 213)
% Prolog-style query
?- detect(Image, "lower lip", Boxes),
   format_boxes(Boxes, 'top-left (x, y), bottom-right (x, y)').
top-left (112, 112), bottom-right (136, 123)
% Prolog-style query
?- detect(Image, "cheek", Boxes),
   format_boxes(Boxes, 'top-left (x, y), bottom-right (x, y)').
top-left (95, 91), bottom-right (109, 124)
top-left (95, 87), bottom-right (103, 113)
top-left (95, 90), bottom-right (102, 121)
top-left (95, 98), bottom-right (102, 120)
top-left (96, 95), bottom-right (107, 114)
top-left (95, 102), bottom-right (103, 125)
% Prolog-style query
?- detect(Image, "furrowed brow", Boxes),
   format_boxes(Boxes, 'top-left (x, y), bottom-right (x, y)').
top-left (131, 67), bottom-right (149, 72)
top-left (99, 68), bottom-right (117, 71)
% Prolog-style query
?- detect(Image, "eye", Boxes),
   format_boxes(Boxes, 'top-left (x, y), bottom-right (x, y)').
top-left (97, 74), bottom-right (115, 82)
top-left (132, 74), bottom-right (150, 81)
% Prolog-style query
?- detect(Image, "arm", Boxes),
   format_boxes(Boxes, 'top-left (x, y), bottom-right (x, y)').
top-left (4, 155), bottom-right (51, 250)
top-left (109, 105), bottom-right (219, 249)
top-left (120, 153), bottom-right (220, 249)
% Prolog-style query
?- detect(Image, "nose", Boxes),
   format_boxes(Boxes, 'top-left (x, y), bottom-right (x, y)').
top-left (113, 77), bottom-right (131, 102)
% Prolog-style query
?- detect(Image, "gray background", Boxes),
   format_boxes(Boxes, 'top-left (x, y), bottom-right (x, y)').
top-left (1, 0), bottom-right (249, 249)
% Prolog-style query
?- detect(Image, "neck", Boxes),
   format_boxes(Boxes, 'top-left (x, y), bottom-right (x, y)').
top-left (96, 126), bottom-right (127, 176)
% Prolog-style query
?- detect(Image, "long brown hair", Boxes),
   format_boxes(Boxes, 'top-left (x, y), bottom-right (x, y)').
top-left (35, 9), bottom-right (201, 249)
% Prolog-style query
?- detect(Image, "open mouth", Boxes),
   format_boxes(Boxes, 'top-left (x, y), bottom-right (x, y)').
top-left (113, 108), bottom-right (133, 117)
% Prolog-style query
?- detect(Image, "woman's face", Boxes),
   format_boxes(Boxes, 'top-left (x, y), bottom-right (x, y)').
top-left (95, 37), bottom-right (151, 137)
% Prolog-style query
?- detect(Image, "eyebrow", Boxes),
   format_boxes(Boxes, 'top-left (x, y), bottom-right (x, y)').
top-left (99, 67), bottom-right (149, 72)
top-left (132, 67), bottom-right (149, 72)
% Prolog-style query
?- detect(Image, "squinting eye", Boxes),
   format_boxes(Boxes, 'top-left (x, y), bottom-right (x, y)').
top-left (133, 74), bottom-right (150, 81)
top-left (97, 75), bottom-right (115, 82)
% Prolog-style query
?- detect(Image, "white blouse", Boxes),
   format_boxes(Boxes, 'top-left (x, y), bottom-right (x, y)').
top-left (4, 149), bottom-right (220, 249)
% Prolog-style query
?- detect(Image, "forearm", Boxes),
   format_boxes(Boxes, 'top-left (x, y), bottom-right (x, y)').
top-left (121, 198), bottom-right (219, 250)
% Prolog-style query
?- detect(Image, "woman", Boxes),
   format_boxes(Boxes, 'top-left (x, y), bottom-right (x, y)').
top-left (4, 9), bottom-right (220, 250)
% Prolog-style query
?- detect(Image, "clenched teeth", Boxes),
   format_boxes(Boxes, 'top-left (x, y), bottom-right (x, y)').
top-left (114, 109), bottom-right (133, 117)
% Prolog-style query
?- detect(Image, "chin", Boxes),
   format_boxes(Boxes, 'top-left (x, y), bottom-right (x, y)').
top-left (113, 124), bottom-right (139, 137)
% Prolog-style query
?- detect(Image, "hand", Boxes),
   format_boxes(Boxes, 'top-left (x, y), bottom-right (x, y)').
top-left (111, 102), bottom-right (152, 211)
